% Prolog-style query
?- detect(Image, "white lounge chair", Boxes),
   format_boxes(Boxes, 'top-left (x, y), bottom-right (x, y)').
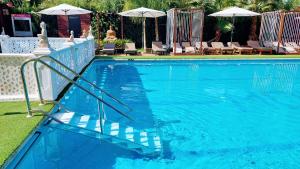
top-left (182, 42), bottom-right (196, 53)
top-left (152, 41), bottom-right (167, 55)
top-left (173, 43), bottom-right (183, 54)
top-left (211, 42), bottom-right (234, 54)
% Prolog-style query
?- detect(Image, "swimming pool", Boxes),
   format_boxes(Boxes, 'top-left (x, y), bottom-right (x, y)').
top-left (7, 59), bottom-right (300, 169)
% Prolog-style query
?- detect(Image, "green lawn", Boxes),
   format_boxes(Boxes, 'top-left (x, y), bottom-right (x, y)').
top-left (0, 101), bottom-right (53, 166)
top-left (96, 54), bottom-right (300, 60)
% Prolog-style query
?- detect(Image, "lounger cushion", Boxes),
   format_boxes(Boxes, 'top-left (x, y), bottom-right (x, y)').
top-left (236, 47), bottom-right (252, 50)
top-left (125, 49), bottom-right (137, 52)
top-left (175, 47), bottom-right (182, 53)
top-left (221, 47), bottom-right (234, 50)
top-left (284, 47), bottom-right (298, 53)
top-left (153, 49), bottom-right (166, 52)
top-left (103, 49), bottom-right (115, 54)
top-left (185, 46), bottom-right (195, 53)
top-left (103, 44), bottom-right (115, 49)
top-left (152, 41), bottom-right (167, 54)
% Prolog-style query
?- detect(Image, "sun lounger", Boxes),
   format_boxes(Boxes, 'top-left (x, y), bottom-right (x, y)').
top-left (283, 46), bottom-right (299, 54)
top-left (285, 42), bottom-right (300, 52)
top-left (173, 43), bottom-right (183, 54)
top-left (281, 42), bottom-right (299, 54)
top-left (263, 41), bottom-right (280, 52)
top-left (195, 42), bottom-right (201, 50)
top-left (195, 42), bottom-right (203, 53)
top-left (227, 42), bottom-right (253, 55)
top-left (182, 42), bottom-right (196, 53)
top-left (124, 43), bottom-right (138, 55)
top-left (247, 40), bottom-right (272, 55)
top-left (102, 43), bottom-right (115, 55)
top-left (270, 42), bottom-right (298, 54)
top-left (152, 41), bottom-right (167, 55)
top-left (211, 42), bottom-right (234, 54)
top-left (270, 42), bottom-right (287, 54)
top-left (195, 42), bottom-right (219, 54)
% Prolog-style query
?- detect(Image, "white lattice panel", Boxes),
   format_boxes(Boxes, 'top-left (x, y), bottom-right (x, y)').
top-left (259, 11), bottom-right (300, 51)
top-left (0, 37), bottom-right (83, 54)
top-left (0, 54), bottom-right (38, 101)
top-left (259, 11), bottom-right (281, 46)
top-left (0, 38), bottom-right (95, 101)
top-left (282, 12), bottom-right (300, 45)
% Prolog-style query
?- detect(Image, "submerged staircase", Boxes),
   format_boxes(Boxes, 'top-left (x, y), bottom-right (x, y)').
top-left (48, 111), bottom-right (162, 155)
top-left (21, 55), bottom-right (162, 156)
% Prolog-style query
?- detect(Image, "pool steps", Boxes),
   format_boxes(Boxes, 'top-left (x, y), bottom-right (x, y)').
top-left (48, 112), bottom-right (162, 156)
top-left (19, 55), bottom-right (163, 156)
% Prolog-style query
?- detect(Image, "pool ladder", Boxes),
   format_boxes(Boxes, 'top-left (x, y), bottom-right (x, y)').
top-left (20, 55), bottom-right (163, 156)
top-left (47, 101), bottom-right (162, 155)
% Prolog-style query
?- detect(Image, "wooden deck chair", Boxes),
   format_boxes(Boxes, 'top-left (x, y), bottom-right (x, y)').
top-left (227, 42), bottom-right (253, 55)
top-left (152, 41), bottom-right (167, 55)
top-left (247, 41), bottom-right (272, 55)
top-left (182, 42), bottom-right (196, 53)
top-left (124, 43), bottom-right (137, 55)
top-left (102, 43), bottom-right (115, 55)
top-left (211, 42), bottom-right (234, 54)
top-left (197, 42), bottom-right (219, 54)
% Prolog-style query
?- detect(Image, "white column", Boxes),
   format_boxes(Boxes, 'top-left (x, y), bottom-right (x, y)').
top-left (0, 27), bottom-right (10, 53)
top-left (32, 22), bottom-right (54, 100)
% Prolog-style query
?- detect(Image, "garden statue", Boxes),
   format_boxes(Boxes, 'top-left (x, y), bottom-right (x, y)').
top-left (37, 22), bottom-right (49, 48)
top-left (68, 30), bottom-right (75, 42)
top-left (1, 27), bottom-right (5, 35)
top-left (33, 22), bottom-right (52, 56)
top-left (88, 25), bottom-right (93, 38)
top-left (105, 25), bottom-right (117, 41)
top-left (80, 29), bottom-right (88, 38)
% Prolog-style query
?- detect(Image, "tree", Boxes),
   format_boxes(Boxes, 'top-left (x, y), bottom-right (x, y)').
top-left (38, 0), bottom-right (125, 12)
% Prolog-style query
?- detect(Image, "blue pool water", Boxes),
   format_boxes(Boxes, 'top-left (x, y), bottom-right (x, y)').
top-left (11, 60), bottom-right (300, 169)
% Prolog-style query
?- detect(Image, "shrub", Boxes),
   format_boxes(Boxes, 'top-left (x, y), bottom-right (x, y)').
top-left (97, 39), bottom-right (132, 49)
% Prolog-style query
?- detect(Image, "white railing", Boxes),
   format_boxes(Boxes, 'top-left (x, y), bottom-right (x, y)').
top-left (0, 36), bottom-right (84, 54)
top-left (40, 38), bottom-right (94, 100)
top-left (0, 36), bottom-right (95, 101)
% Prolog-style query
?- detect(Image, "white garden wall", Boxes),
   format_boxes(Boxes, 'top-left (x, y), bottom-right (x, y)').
top-left (0, 35), bottom-right (95, 101)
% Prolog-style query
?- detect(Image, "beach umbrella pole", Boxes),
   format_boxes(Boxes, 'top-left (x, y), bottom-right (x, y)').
top-left (155, 17), bottom-right (159, 41)
top-left (143, 17), bottom-right (146, 51)
top-left (230, 16), bottom-right (235, 44)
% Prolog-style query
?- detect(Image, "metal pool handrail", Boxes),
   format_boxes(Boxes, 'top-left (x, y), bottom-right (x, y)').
top-left (36, 55), bottom-right (132, 112)
top-left (20, 57), bottom-right (133, 121)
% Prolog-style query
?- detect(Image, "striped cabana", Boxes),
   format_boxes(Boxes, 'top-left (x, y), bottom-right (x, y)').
top-left (166, 8), bottom-right (204, 55)
top-left (259, 11), bottom-right (300, 53)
